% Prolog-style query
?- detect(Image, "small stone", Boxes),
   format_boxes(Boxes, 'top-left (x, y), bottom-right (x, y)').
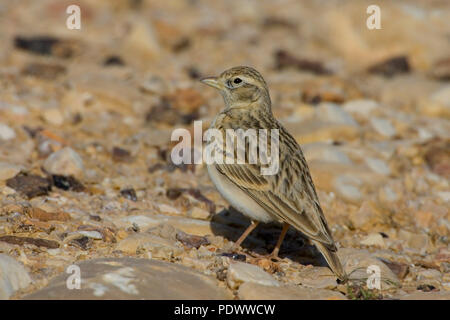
top-left (397, 230), bottom-right (429, 254)
top-left (226, 261), bottom-right (280, 290)
top-left (0, 123), bottom-right (16, 140)
top-left (76, 231), bottom-right (103, 240)
top-left (158, 204), bottom-right (181, 215)
top-left (51, 175), bottom-right (85, 192)
top-left (0, 254), bottom-right (32, 299)
top-left (342, 99), bottom-right (379, 117)
top-left (189, 207), bottom-right (210, 220)
top-left (27, 207), bottom-right (71, 222)
top-left (176, 231), bottom-right (210, 249)
top-left (368, 56), bottom-right (410, 77)
top-left (350, 201), bottom-right (384, 230)
top-left (333, 175), bottom-right (363, 203)
top-left (417, 269), bottom-right (441, 281)
top-left (6, 173), bottom-right (52, 198)
top-left (303, 143), bottom-right (352, 165)
top-left (42, 108), bottom-right (64, 126)
top-left (112, 147), bottom-right (132, 163)
top-left (370, 117), bottom-right (396, 138)
top-left (238, 283), bottom-right (346, 300)
top-left (316, 103), bottom-right (357, 126)
top-left (365, 158), bottom-right (390, 175)
top-left (0, 163), bottom-right (22, 181)
top-left (120, 188), bottom-right (137, 202)
top-left (360, 233), bottom-right (386, 248)
top-left (43, 147), bottom-right (84, 177)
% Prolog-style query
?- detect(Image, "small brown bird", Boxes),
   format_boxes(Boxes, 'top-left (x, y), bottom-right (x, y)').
top-left (201, 66), bottom-right (347, 281)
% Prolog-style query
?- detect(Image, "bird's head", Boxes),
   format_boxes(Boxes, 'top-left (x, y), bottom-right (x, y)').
top-left (201, 66), bottom-right (271, 109)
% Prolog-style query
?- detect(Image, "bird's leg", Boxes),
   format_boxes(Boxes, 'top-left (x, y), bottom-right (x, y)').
top-left (232, 220), bottom-right (259, 250)
top-left (268, 222), bottom-right (290, 260)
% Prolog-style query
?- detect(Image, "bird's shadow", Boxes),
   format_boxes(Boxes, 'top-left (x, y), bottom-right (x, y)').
top-left (210, 207), bottom-right (328, 268)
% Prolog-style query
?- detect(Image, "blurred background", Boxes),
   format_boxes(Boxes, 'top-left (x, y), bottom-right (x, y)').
top-left (0, 0), bottom-right (449, 299)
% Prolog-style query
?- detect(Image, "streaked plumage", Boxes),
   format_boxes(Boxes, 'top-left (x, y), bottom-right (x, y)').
top-left (201, 66), bottom-right (347, 281)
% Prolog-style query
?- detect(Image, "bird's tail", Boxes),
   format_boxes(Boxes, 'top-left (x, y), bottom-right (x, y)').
top-left (312, 240), bottom-right (348, 283)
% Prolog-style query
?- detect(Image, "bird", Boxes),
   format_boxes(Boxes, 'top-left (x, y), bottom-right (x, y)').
top-left (200, 66), bottom-right (347, 282)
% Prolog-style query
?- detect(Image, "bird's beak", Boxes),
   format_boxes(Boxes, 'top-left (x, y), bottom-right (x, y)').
top-left (200, 76), bottom-right (222, 90)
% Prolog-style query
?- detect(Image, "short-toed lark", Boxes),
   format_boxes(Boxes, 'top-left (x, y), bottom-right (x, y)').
top-left (201, 66), bottom-right (347, 282)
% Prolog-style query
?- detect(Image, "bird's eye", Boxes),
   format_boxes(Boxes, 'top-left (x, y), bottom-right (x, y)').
top-left (233, 78), bottom-right (242, 84)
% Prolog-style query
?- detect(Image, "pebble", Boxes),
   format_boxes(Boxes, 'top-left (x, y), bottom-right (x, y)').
top-left (316, 102), bottom-right (358, 126)
top-left (360, 233), bottom-right (386, 248)
top-left (365, 157), bottom-right (391, 175)
top-left (0, 123), bottom-right (16, 140)
top-left (0, 254), bottom-right (32, 299)
top-left (370, 117), bottom-right (396, 138)
top-left (43, 147), bottom-right (84, 177)
top-left (42, 108), bottom-right (64, 126)
top-left (0, 163), bottom-right (22, 181)
top-left (342, 99), bottom-right (379, 117)
top-left (226, 261), bottom-right (280, 290)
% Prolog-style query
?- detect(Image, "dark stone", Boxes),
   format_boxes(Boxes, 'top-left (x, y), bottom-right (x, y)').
top-left (120, 188), bottom-right (137, 201)
top-left (14, 36), bottom-right (59, 55)
top-left (0, 235), bottom-right (59, 249)
top-left (21, 62), bottom-right (66, 80)
top-left (112, 147), bottom-right (132, 162)
top-left (368, 56), bottom-right (410, 77)
top-left (220, 252), bottom-right (247, 262)
top-left (52, 175), bottom-right (85, 192)
top-left (103, 55), bottom-right (125, 66)
top-left (274, 49), bottom-right (331, 75)
top-left (176, 231), bottom-right (210, 249)
top-left (6, 173), bottom-right (52, 198)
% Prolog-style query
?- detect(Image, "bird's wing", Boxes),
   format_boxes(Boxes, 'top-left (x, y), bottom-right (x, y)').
top-left (214, 126), bottom-right (337, 251)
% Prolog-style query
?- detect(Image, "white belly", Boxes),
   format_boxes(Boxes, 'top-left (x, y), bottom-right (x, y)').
top-left (207, 164), bottom-right (275, 223)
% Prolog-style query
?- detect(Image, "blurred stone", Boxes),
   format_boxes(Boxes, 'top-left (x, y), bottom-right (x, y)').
top-left (168, 88), bottom-right (205, 114)
top-left (397, 230), bottom-right (429, 254)
top-left (189, 207), bottom-right (211, 220)
top-left (431, 58), bottom-right (450, 81)
top-left (365, 158), bottom-right (390, 175)
top-left (0, 254), bottom-right (32, 299)
top-left (42, 108), bottom-right (64, 126)
top-left (285, 121), bottom-right (360, 144)
top-left (43, 147), bottom-right (84, 177)
top-left (24, 258), bottom-right (231, 299)
top-left (360, 233), bottom-right (386, 248)
top-left (22, 62), bottom-right (66, 79)
top-left (368, 56), bottom-right (410, 77)
top-left (333, 175), bottom-right (363, 203)
top-left (423, 138), bottom-right (449, 178)
top-left (238, 283), bottom-right (346, 300)
top-left (27, 207), bottom-right (71, 222)
top-left (370, 117), bottom-right (396, 138)
top-left (342, 99), bottom-right (379, 117)
top-left (0, 124), bottom-right (15, 140)
top-left (350, 201), bottom-right (384, 230)
top-left (126, 19), bottom-right (160, 57)
top-left (227, 261), bottom-right (280, 289)
top-left (421, 85), bottom-right (450, 118)
top-left (0, 163), bottom-right (22, 181)
top-left (274, 49), bottom-right (331, 75)
top-left (303, 143), bottom-right (352, 164)
top-left (316, 103), bottom-right (357, 126)
top-left (6, 173), bottom-right (52, 199)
